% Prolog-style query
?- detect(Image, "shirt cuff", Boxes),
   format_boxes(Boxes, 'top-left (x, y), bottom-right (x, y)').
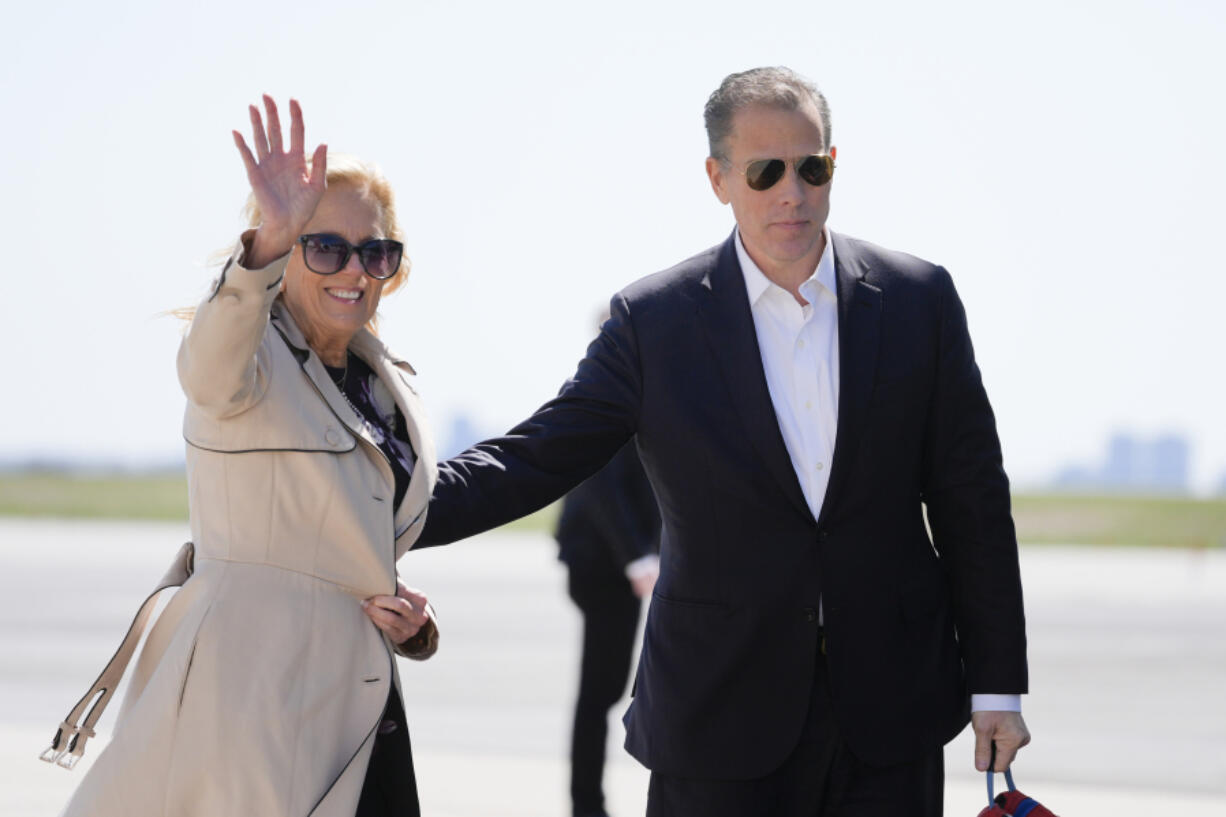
top-left (970, 694), bottom-right (1022, 713)
top-left (624, 554), bottom-right (660, 581)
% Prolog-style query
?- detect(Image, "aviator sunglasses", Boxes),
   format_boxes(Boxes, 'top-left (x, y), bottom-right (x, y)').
top-left (297, 233), bottom-right (404, 280)
top-left (735, 154), bottom-right (835, 192)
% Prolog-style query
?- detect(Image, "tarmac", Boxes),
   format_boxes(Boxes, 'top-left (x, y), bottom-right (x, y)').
top-left (1, 517), bottom-right (1223, 816)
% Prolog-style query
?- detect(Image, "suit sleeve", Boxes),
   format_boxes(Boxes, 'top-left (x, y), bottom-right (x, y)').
top-left (921, 268), bottom-right (1027, 696)
top-left (417, 293), bottom-right (643, 547)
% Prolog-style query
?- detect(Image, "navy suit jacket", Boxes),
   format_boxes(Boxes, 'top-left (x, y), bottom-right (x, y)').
top-left (418, 230), bottom-right (1027, 778)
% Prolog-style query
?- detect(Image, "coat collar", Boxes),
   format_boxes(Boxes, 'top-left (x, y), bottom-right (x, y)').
top-left (270, 301), bottom-right (435, 550)
top-left (696, 229), bottom-right (882, 528)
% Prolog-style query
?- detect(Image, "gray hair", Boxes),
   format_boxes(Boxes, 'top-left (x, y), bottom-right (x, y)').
top-left (704, 67), bottom-right (832, 161)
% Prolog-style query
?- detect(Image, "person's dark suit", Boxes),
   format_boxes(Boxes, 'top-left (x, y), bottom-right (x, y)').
top-left (418, 230), bottom-right (1026, 787)
top-left (555, 441), bottom-right (661, 817)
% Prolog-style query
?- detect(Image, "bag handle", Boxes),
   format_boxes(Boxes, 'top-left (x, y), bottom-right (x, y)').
top-left (39, 542), bottom-right (194, 770)
top-left (985, 741), bottom-right (1017, 805)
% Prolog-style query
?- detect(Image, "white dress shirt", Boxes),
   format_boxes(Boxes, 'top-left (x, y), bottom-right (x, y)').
top-left (736, 229), bottom-right (1020, 714)
top-left (736, 230), bottom-right (839, 523)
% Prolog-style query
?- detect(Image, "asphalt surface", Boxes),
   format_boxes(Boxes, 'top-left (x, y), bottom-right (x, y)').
top-left (1, 518), bottom-right (1223, 816)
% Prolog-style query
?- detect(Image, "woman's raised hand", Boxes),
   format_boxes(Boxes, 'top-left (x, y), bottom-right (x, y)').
top-left (232, 95), bottom-right (327, 269)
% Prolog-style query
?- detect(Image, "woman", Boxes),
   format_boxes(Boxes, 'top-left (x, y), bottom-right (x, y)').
top-left (44, 97), bottom-right (439, 816)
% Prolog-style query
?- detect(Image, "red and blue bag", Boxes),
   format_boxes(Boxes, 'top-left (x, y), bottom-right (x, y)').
top-left (977, 765), bottom-right (1060, 817)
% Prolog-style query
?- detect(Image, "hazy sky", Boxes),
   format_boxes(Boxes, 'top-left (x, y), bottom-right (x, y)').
top-left (2, 0), bottom-right (1223, 491)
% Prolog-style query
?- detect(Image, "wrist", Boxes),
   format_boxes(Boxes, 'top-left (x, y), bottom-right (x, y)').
top-left (624, 554), bottom-right (660, 581)
top-left (246, 225), bottom-right (298, 270)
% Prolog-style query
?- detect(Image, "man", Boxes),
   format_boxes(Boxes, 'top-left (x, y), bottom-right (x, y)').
top-left (418, 67), bottom-right (1029, 816)
top-left (555, 441), bottom-right (661, 817)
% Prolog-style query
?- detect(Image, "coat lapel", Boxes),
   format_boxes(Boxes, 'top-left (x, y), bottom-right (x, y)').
top-left (269, 303), bottom-right (381, 451)
top-left (819, 232), bottom-right (882, 527)
top-left (270, 303), bottom-right (437, 550)
top-left (350, 333), bottom-right (438, 554)
top-left (697, 233), bottom-right (814, 523)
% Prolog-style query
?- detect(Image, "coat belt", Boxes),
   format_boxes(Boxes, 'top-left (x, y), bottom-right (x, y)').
top-left (39, 542), bottom-right (195, 770)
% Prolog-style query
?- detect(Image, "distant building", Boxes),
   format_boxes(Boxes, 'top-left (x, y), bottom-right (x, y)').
top-left (1053, 432), bottom-right (1190, 494)
top-left (440, 413), bottom-right (493, 459)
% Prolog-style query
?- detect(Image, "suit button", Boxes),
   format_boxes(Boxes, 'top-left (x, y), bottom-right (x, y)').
top-left (803, 607), bottom-right (818, 622)
top-left (325, 428), bottom-right (340, 445)
top-left (818, 530), bottom-right (829, 541)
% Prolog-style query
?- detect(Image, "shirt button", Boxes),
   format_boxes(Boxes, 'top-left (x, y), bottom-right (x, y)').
top-left (797, 339), bottom-right (805, 349)
top-left (803, 607), bottom-right (818, 623)
top-left (804, 400), bottom-right (812, 410)
top-left (815, 461), bottom-right (824, 471)
top-left (325, 428), bottom-right (340, 445)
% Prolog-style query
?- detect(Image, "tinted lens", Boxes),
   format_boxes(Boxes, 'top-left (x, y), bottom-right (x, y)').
top-left (745, 158), bottom-right (786, 191)
top-left (798, 155), bottom-right (834, 187)
top-left (356, 239), bottom-right (403, 280)
top-left (302, 234), bottom-right (349, 274)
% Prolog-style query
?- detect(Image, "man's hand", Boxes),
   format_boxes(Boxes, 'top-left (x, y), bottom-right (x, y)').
top-left (972, 710), bottom-right (1031, 771)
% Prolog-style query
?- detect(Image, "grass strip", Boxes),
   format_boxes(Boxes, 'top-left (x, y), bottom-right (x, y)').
top-left (0, 473), bottom-right (189, 521)
top-left (1011, 493), bottom-right (1226, 549)
top-left (1, 473), bottom-right (1222, 547)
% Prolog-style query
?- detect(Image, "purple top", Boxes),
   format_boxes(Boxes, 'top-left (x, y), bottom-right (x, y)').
top-left (324, 352), bottom-right (416, 509)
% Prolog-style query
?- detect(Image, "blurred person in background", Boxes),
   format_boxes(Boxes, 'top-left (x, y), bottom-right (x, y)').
top-left (555, 437), bottom-right (661, 817)
top-left (44, 97), bottom-right (439, 817)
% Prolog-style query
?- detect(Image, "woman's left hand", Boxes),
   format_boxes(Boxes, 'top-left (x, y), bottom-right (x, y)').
top-left (362, 581), bottom-right (430, 644)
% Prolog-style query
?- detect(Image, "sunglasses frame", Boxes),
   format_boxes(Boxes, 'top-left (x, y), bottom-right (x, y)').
top-left (297, 233), bottom-right (404, 280)
top-left (732, 154), bottom-right (836, 192)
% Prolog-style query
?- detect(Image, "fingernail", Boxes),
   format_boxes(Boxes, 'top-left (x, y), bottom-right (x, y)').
top-left (976, 761), bottom-right (987, 771)
top-left (360, 600), bottom-right (370, 608)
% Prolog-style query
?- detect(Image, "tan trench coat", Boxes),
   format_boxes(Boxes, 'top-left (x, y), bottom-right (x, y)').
top-left (55, 240), bottom-right (438, 816)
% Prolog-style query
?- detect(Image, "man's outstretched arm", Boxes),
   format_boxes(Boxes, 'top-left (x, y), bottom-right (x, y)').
top-left (417, 293), bottom-right (643, 547)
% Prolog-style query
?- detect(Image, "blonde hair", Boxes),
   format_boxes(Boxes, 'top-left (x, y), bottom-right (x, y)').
top-left (180, 152), bottom-right (410, 332)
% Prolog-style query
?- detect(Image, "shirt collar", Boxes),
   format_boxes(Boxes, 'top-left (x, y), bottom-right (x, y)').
top-left (736, 227), bottom-right (836, 307)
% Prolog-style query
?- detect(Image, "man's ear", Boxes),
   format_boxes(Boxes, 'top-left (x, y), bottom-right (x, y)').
top-left (706, 156), bottom-right (731, 205)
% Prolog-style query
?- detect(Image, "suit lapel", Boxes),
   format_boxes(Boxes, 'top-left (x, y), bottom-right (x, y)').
top-left (819, 232), bottom-right (882, 527)
top-left (697, 233), bottom-right (814, 523)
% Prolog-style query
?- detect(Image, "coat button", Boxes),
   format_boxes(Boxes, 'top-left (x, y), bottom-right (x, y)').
top-left (325, 428), bottom-right (340, 445)
top-left (803, 607), bottom-right (818, 622)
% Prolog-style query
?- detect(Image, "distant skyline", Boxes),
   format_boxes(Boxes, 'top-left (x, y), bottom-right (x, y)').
top-left (1054, 431), bottom-right (1197, 494)
top-left (2, 0), bottom-right (1224, 493)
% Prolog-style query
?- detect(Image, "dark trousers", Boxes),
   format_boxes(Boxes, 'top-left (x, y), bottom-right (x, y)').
top-left (645, 645), bottom-right (944, 817)
top-left (355, 689), bottom-right (421, 817)
top-left (568, 569), bottom-right (644, 817)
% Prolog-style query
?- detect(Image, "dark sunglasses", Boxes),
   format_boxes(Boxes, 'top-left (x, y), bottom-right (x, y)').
top-left (737, 154), bottom-right (835, 191)
top-left (297, 233), bottom-right (404, 280)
